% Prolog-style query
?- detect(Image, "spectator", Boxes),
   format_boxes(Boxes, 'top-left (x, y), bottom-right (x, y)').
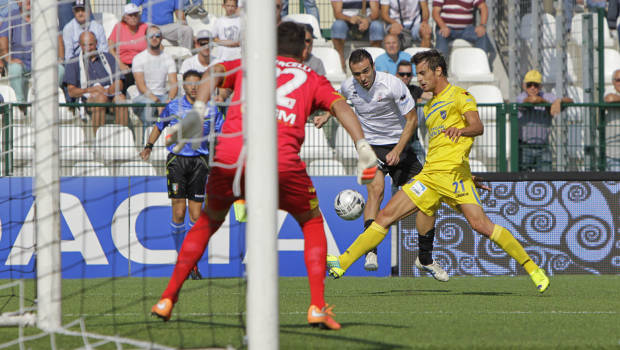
top-left (0, 0), bottom-right (65, 103)
top-left (515, 70), bottom-right (573, 171)
top-left (432, 0), bottom-right (496, 67)
top-left (180, 29), bottom-right (214, 74)
top-left (605, 69), bottom-right (620, 103)
top-left (604, 69), bottom-right (620, 170)
top-left (276, 0), bottom-right (282, 24)
top-left (63, 0), bottom-right (108, 63)
top-left (132, 25), bottom-right (178, 126)
top-left (64, 31), bottom-right (128, 133)
top-left (108, 3), bottom-right (148, 93)
top-left (213, 0), bottom-right (241, 61)
top-left (380, 0), bottom-right (431, 48)
top-left (331, 0), bottom-right (384, 72)
top-left (375, 33), bottom-right (411, 75)
top-left (280, 0), bottom-right (320, 24)
top-left (302, 24), bottom-right (325, 75)
top-left (58, 0), bottom-right (75, 31)
top-left (132, 0), bottom-right (193, 49)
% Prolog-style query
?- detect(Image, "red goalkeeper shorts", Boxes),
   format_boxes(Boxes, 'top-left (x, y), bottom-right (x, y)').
top-left (206, 166), bottom-right (319, 215)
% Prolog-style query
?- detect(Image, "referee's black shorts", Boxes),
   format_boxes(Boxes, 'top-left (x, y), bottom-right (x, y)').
top-left (166, 153), bottom-right (209, 202)
top-left (371, 143), bottom-right (423, 187)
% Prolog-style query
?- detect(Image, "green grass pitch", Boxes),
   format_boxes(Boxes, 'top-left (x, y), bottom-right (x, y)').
top-left (0, 275), bottom-right (619, 349)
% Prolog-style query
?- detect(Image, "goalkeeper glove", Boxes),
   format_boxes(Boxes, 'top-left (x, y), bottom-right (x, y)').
top-left (356, 138), bottom-right (378, 185)
top-left (165, 101), bottom-right (207, 153)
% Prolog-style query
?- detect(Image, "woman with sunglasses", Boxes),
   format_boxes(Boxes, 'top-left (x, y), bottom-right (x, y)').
top-left (108, 3), bottom-right (148, 93)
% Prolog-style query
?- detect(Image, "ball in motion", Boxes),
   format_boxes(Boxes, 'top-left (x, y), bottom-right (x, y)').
top-left (334, 189), bottom-right (365, 220)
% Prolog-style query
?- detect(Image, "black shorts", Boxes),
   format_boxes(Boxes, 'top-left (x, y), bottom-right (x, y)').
top-left (372, 143), bottom-right (423, 187)
top-left (166, 153), bottom-right (209, 202)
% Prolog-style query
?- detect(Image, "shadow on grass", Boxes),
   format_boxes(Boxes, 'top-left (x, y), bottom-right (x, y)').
top-left (280, 326), bottom-right (410, 349)
top-left (368, 289), bottom-right (451, 296)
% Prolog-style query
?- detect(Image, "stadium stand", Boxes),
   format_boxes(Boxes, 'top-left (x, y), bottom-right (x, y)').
top-left (143, 127), bottom-right (169, 163)
top-left (11, 124), bottom-right (33, 165)
top-left (0, 85), bottom-right (25, 122)
top-left (282, 13), bottom-right (327, 46)
top-left (300, 123), bottom-right (334, 163)
top-left (307, 158), bottom-right (346, 176)
top-left (94, 124), bottom-right (139, 163)
top-left (311, 46), bottom-right (346, 84)
top-left (358, 46), bottom-right (386, 62)
top-left (570, 13), bottom-right (614, 48)
top-left (520, 13), bottom-right (556, 48)
top-left (404, 47), bottom-right (431, 57)
top-left (71, 160), bottom-right (110, 176)
top-left (59, 125), bottom-right (93, 162)
top-left (115, 160), bottom-right (157, 176)
top-left (27, 87), bottom-right (75, 122)
top-left (449, 48), bottom-right (494, 84)
top-left (101, 11), bottom-right (119, 39)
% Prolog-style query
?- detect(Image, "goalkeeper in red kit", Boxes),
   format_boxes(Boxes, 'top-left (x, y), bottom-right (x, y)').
top-left (151, 21), bottom-right (379, 330)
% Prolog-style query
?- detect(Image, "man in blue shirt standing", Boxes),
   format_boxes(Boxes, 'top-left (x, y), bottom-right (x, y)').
top-left (132, 0), bottom-right (193, 49)
top-left (374, 33), bottom-right (411, 75)
top-left (140, 69), bottom-right (224, 280)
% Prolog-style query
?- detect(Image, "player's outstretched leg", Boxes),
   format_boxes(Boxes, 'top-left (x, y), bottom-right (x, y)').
top-left (186, 219), bottom-right (203, 280)
top-left (490, 224), bottom-right (550, 293)
top-left (327, 222), bottom-right (388, 278)
top-left (152, 211), bottom-right (224, 321)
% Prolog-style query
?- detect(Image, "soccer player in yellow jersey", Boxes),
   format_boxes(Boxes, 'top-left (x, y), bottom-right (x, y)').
top-left (327, 49), bottom-right (550, 293)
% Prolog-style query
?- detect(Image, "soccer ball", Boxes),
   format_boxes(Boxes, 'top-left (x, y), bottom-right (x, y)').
top-left (334, 189), bottom-right (365, 221)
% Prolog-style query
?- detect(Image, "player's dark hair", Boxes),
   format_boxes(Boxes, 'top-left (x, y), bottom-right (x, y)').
top-left (183, 69), bottom-right (202, 82)
top-left (277, 21), bottom-right (306, 59)
top-left (411, 49), bottom-right (447, 77)
top-left (397, 60), bottom-right (412, 69)
top-left (349, 49), bottom-right (374, 67)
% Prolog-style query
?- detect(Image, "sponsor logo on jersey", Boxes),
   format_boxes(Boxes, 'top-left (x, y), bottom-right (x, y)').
top-left (277, 109), bottom-right (297, 125)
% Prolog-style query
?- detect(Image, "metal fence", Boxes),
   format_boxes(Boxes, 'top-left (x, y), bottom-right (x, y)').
top-left (3, 101), bottom-right (620, 176)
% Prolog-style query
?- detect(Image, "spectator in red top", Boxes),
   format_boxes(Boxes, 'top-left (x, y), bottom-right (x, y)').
top-left (432, 0), bottom-right (496, 67)
top-left (108, 3), bottom-right (148, 93)
top-left (150, 21), bottom-right (378, 330)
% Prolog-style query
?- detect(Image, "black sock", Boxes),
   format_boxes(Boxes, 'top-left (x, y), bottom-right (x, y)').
top-left (364, 220), bottom-right (377, 255)
top-left (418, 228), bottom-right (435, 265)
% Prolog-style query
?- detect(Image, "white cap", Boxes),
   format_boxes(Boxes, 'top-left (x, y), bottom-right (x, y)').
top-left (123, 3), bottom-right (140, 15)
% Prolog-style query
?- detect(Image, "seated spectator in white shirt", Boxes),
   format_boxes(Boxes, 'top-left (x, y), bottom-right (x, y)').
top-left (302, 24), bottom-right (326, 76)
top-left (131, 25), bottom-right (178, 126)
top-left (180, 29), bottom-right (214, 74)
top-left (63, 0), bottom-right (108, 62)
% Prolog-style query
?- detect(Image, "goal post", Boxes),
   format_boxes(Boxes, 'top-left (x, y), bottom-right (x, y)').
top-left (244, 0), bottom-right (279, 348)
top-left (32, 0), bottom-right (61, 331)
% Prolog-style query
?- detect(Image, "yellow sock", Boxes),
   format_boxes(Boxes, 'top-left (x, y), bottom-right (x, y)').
top-left (490, 225), bottom-right (538, 274)
top-left (339, 222), bottom-right (388, 270)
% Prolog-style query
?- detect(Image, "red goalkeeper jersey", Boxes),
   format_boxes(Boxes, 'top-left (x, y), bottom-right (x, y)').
top-left (215, 56), bottom-right (344, 171)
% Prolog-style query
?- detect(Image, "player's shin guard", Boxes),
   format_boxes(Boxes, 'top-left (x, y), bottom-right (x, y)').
top-left (161, 211), bottom-right (224, 302)
top-left (418, 228), bottom-right (435, 265)
top-left (364, 220), bottom-right (377, 255)
top-left (302, 215), bottom-right (327, 309)
top-left (490, 225), bottom-right (538, 274)
top-left (170, 221), bottom-right (186, 252)
top-left (340, 222), bottom-right (388, 270)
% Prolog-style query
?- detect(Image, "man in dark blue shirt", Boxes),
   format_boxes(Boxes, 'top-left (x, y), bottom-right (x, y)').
top-left (63, 31), bottom-right (128, 133)
top-left (140, 69), bottom-right (224, 280)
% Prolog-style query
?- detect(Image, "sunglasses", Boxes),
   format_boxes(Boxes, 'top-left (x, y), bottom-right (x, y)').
top-left (304, 38), bottom-right (312, 43)
top-left (526, 82), bottom-right (540, 88)
top-left (614, 78), bottom-right (620, 82)
top-left (148, 33), bottom-right (162, 39)
top-left (397, 72), bottom-right (412, 77)
top-left (126, 12), bottom-right (140, 17)
top-left (198, 40), bottom-right (210, 46)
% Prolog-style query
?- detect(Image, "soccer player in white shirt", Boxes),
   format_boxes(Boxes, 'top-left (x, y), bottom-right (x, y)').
top-left (315, 49), bottom-right (448, 280)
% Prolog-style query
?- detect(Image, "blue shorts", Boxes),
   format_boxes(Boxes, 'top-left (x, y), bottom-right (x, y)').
top-left (331, 19), bottom-right (384, 41)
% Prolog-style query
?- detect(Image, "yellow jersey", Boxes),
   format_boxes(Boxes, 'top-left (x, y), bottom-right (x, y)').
top-left (421, 83), bottom-right (478, 173)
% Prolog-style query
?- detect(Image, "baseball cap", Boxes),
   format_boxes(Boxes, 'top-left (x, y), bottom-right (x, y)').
top-left (196, 29), bottom-right (212, 40)
top-left (73, 0), bottom-right (85, 9)
top-left (523, 70), bottom-right (542, 84)
top-left (123, 3), bottom-right (140, 16)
